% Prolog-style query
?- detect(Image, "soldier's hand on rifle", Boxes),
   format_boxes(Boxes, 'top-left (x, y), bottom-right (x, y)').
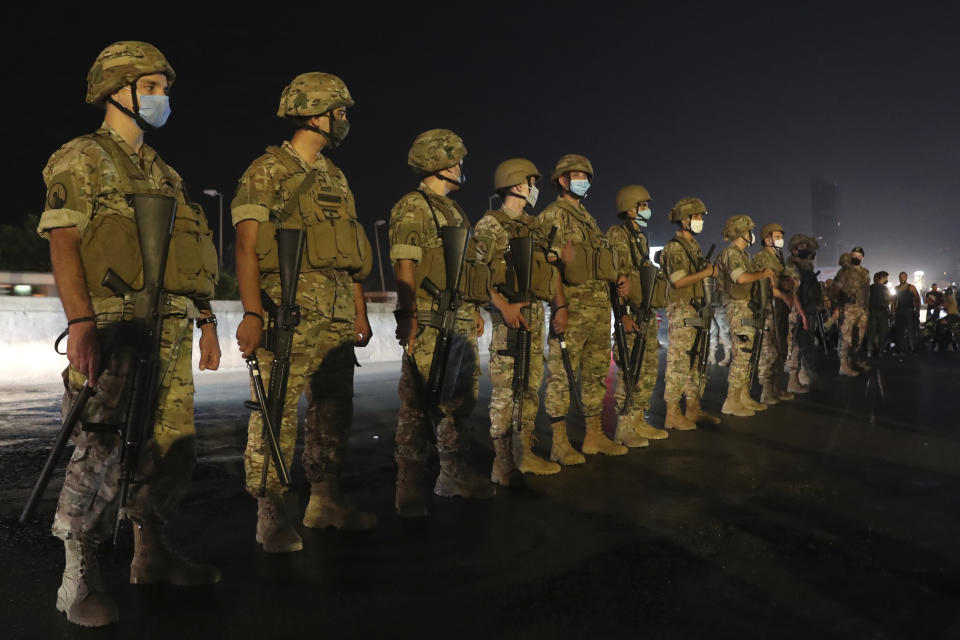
top-left (501, 301), bottom-right (530, 330)
top-left (622, 315), bottom-right (641, 334)
top-left (396, 314), bottom-right (417, 353)
top-left (551, 306), bottom-right (568, 334)
top-left (616, 274), bottom-right (630, 298)
top-left (700, 264), bottom-right (718, 278)
top-left (199, 323), bottom-right (221, 371)
top-left (67, 322), bottom-right (99, 387)
top-left (475, 311), bottom-right (485, 338)
top-left (355, 315), bottom-right (373, 347)
top-left (236, 313), bottom-right (263, 359)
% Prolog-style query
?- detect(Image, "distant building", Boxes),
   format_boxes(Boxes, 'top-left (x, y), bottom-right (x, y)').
top-left (811, 178), bottom-right (840, 267)
top-left (0, 271), bottom-right (56, 297)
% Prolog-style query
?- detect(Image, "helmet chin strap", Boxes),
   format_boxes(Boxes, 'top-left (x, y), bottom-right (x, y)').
top-left (304, 112), bottom-right (339, 148)
top-left (106, 84), bottom-right (155, 131)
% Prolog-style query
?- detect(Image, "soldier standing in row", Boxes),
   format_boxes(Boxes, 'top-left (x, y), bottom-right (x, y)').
top-left (833, 247), bottom-right (871, 375)
top-left (786, 234), bottom-right (822, 391)
top-left (473, 159), bottom-right (562, 484)
top-left (233, 73), bottom-right (377, 553)
top-left (390, 129), bottom-right (494, 516)
top-left (605, 185), bottom-right (669, 445)
top-left (38, 41), bottom-right (221, 627)
top-left (716, 216), bottom-right (776, 417)
top-left (540, 154), bottom-right (628, 461)
top-left (660, 198), bottom-right (721, 429)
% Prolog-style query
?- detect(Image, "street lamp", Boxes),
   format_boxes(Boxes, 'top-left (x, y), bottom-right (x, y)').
top-left (202, 189), bottom-right (224, 267)
top-left (374, 219), bottom-right (388, 292)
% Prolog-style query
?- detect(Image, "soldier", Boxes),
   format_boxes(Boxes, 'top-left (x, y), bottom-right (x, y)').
top-left (233, 73), bottom-right (377, 552)
top-left (786, 234), bottom-right (823, 391)
top-left (37, 41), bottom-right (221, 627)
top-left (716, 216), bottom-right (777, 417)
top-left (660, 198), bottom-right (722, 429)
top-left (539, 154), bottom-right (628, 461)
top-left (473, 159), bottom-right (562, 484)
top-left (390, 129), bottom-right (494, 516)
top-left (753, 223), bottom-right (806, 404)
top-left (604, 185), bottom-right (670, 445)
top-left (892, 271), bottom-right (921, 353)
top-left (832, 247), bottom-right (871, 375)
top-left (865, 271), bottom-right (892, 357)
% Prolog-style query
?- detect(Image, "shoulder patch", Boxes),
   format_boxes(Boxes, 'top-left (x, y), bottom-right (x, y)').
top-left (45, 171), bottom-right (84, 212)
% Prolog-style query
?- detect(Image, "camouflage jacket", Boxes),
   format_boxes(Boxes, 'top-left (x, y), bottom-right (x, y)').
top-left (662, 231), bottom-right (706, 305)
top-left (717, 243), bottom-right (755, 302)
top-left (834, 264), bottom-right (870, 306)
top-left (538, 197), bottom-right (609, 308)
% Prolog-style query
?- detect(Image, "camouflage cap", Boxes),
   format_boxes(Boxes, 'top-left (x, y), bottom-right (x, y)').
top-left (722, 214), bottom-right (755, 241)
top-left (760, 223), bottom-right (784, 240)
top-left (839, 252), bottom-right (851, 267)
top-left (551, 154), bottom-right (594, 182)
top-left (668, 197), bottom-right (707, 222)
top-left (407, 129), bottom-right (467, 174)
top-left (277, 72), bottom-right (354, 118)
top-left (494, 158), bottom-right (540, 191)
top-left (615, 185), bottom-right (652, 213)
top-left (86, 41), bottom-right (175, 105)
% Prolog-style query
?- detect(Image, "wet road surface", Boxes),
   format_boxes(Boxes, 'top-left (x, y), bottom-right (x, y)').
top-left (2, 350), bottom-right (959, 639)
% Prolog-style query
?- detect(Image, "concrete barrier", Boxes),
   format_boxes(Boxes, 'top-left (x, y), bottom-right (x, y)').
top-left (0, 297), bottom-right (493, 387)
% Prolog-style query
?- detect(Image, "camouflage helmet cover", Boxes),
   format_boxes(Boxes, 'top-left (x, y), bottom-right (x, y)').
top-left (788, 234), bottom-right (819, 252)
top-left (615, 185), bottom-right (652, 213)
top-left (722, 214), bottom-right (755, 241)
top-left (86, 41), bottom-right (176, 105)
top-left (551, 154), bottom-right (594, 182)
top-left (494, 158), bottom-right (540, 191)
top-left (760, 223), bottom-right (784, 240)
top-left (839, 252), bottom-right (851, 267)
top-left (668, 197), bottom-right (707, 222)
top-left (277, 72), bottom-right (354, 118)
top-left (407, 129), bottom-right (467, 174)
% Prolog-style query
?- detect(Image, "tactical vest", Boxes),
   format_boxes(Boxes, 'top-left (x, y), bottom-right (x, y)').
top-left (254, 146), bottom-right (371, 278)
top-left (799, 268), bottom-right (822, 310)
top-left (485, 208), bottom-right (556, 301)
top-left (78, 131), bottom-right (218, 299)
top-left (412, 190), bottom-right (491, 304)
top-left (664, 237), bottom-right (705, 304)
top-left (894, 286), bottom-right (915, 315)
top-left (719, 245), bottom-right (753, 301)
top-left (553, 200), bottom-right (618, 285)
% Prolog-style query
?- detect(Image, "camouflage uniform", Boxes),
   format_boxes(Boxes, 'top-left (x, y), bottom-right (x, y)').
top-left (717, 243), bottom-right (757, 392)
top-left (38, 124), bottom-right (218, 543)
top-left (605, 222), bottom-right (658, 415)
top-left (390, 185), bottom-right (479, 465)
top-left (661, 232), bottom-right (707, 403)
top-left (833, 257), bottom-right (870, 365)
top-left (233, 141), bottom-right (369, 497)
top-left (539, 198), bottom-right (612, 419)
top-left (752, 248), bottom-right (791, 385)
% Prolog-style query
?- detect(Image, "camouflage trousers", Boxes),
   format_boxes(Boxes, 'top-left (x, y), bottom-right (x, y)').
top-left (545, 302), bottom-right (610, 418)
top-left (787, 306), bottom-right (818, 374)
top-left (664, 302), bottom-right (704, 403)
top-left (396, 319), bottom-right (479, 464)
top-left (839, 303), bottom-right (868, 362)
top-left (53, 309), bottom-right (196, 544)
top-left (758, 302), bottom-right (788, 382)
top-left (725, 299), bottom-right (756, 390)
top-left (613, 312), bottom-right (659, 415)
top-left (488, 302), bottom-right (545, 439)
top-left (244, 317), bottom-right (356, 497)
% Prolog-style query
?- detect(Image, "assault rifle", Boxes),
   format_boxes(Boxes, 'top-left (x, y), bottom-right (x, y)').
top-left (243, 228), bottom-right (303, 495)
top-left (499, 236), bottom-right (534, 434)
top-left (610, 281), bottom-right (635, 415)
top-left (748, 277), bottom-right (772, 388)
top-left (627, 264), bottom-right (660, 382)
top-left (686, 245), bottom-right (716, 369)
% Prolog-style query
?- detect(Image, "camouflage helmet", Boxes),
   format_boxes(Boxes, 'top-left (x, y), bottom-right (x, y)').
top-left (551, 154), bottom-right (594, 182)
top-left (788, 234), bottom-right (819, 252)
top-left (615, 185), bottom-right (652, 213)
top-left (407, 129), bottom-right (467, 174)
top-left (277, 72), bottom-right (354, 118)
top-left (722, 214), bottom-right (755, 241)
top-left (760, 223), bottom-right (784, 240)
top-left (839, 252), bottom-right (851, 267)
top-left (668, 197), bottom-right (707, 222)
top-left (86, 41), bottom-right (176, 105)
top-left (494, 158), bottom-right (540, 191)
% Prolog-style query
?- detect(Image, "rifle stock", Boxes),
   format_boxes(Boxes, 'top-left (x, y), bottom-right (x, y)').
top-left (503, 237), bottom-right (534, 433)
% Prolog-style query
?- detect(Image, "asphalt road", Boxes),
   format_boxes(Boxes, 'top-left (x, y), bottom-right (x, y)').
top-left (2, 348), bottom-right (959, 639)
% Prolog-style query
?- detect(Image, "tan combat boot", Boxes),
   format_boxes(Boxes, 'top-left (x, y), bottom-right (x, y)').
top-left (685, 397), bottom-right (721, 425)
top-left (760, 382), bottom-right (780, 405)
top-left (722, 386), bottom-right (755, 416)
top-left (490, 435), bottom-right (521, 486)
top-left (775, 378), bottom-right (795, 401)
top-left (435, 453), bottom-right (496, 499)
top-left (57, 538), bottom-right (119, 627)
top-left (664, 400), bottom-right (697, 430)
top-left (839, 358), bottom-right (860, 376)
top-left (787, 371), bottom-right (809, 394)
top-left (256, 496), bottom-right (303, 553)
top-left (129, 515), bottom-right (221, 586)
top-left (613, 414), bottom-right (650, 448)
top-left (582, 415), bottom-right (629, 455)
top-left (740, 385), bottom-right (768, 411)
top-left (395, 461), bottom-right (427, 518)
top-left (303, 480), bottom-right (378, 530)
top-left (549, 420), bottom-right (586, 465)
top-left (513, 427), bottom-right (561, 475)
top-left (632, 413), bottom-right (669, 440)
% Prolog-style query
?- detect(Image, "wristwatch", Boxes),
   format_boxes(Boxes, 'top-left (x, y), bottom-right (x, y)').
top-left (196, 315), bottom-right (218, 329)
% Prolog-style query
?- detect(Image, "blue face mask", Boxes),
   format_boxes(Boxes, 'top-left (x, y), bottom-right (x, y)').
top-left (638, 207), bottom-right (652, 221)
top-left (569, 179), bottom-right (590, 197)
top-left (138, 94), bottom-right (171, 128)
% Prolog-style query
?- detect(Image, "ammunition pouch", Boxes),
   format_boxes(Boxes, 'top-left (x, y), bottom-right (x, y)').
top-left (415, 245), bottom-right (450, 293)
top-left (562, 242), bottom-right (618, 285)
top-left (530, 252), bottom-right (556, 300)
top-left (462, 261), bottom-right (492, 304)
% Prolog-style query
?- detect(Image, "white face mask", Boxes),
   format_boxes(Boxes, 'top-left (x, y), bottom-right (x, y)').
top-left (689, 219), bottom-right (704, 234)
top-left (773, 238), bottom-right (784, 249)
top-left (525, 184), bottom-right (539, 208)
top-left (744, 231), bottom-right (755, 246)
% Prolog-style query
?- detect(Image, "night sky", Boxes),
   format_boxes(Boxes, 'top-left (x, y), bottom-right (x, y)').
top-left (8, 2), bottom-right (959, 287)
